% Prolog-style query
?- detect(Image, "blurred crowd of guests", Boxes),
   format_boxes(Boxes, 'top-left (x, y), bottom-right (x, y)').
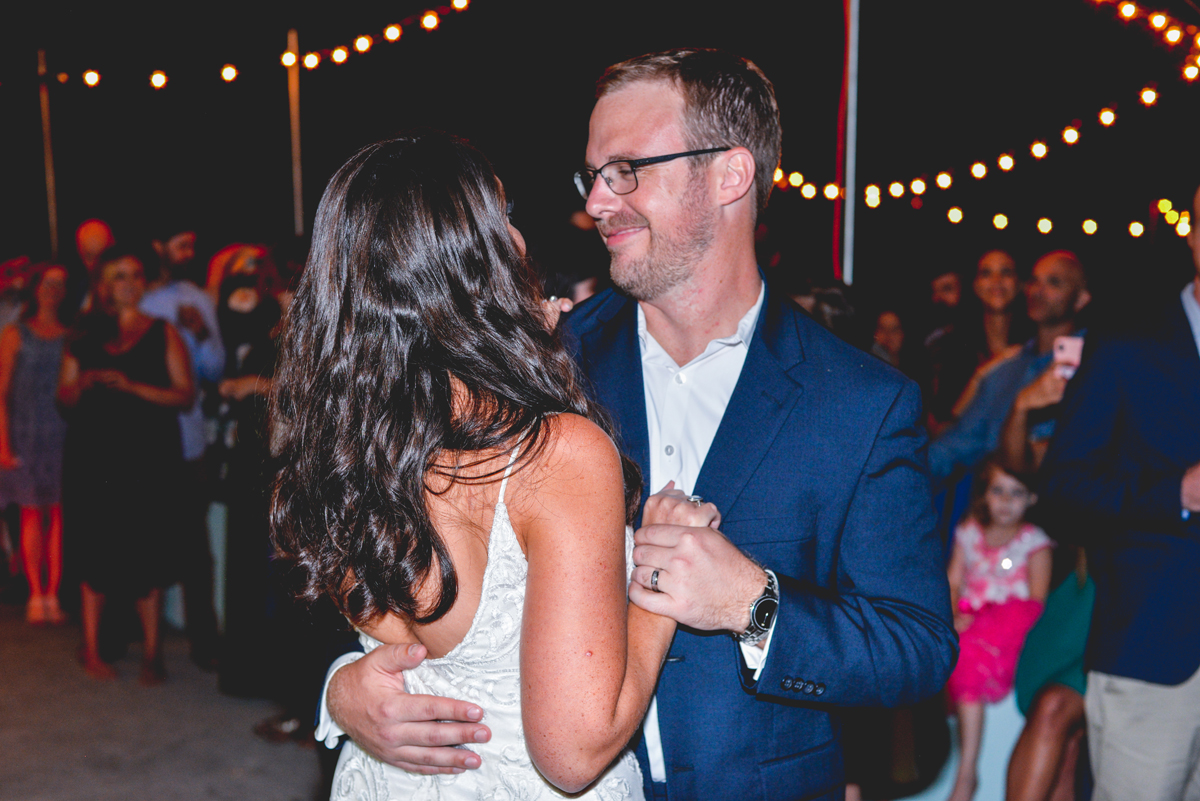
top-left (0, 216), bottom-right (346, 737)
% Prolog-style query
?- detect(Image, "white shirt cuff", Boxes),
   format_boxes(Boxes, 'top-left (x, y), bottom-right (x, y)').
top-left (738, 611), bottom-right (777, 681)
top-left (315, 651), bottom-right (365, 748)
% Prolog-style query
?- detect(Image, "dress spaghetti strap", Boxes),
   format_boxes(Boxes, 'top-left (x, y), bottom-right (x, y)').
top-left (496, 442), bottom-right (523, 505)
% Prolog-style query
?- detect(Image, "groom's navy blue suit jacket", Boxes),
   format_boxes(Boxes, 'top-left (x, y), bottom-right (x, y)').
top-left (563, 285), bottom-right (958, 801)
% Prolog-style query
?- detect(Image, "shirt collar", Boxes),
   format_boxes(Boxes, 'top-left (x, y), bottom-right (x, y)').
top-left (636, 281), bottom-right (766, 361)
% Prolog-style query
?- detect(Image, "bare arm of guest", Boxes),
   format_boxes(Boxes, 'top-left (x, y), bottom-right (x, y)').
top-left (998, 366), bottom-right (1067, 475)
top-left (0, 326), bottom-right (21, 468)
top-left (99, 324), bottom-right (195, 409)
top-left (1028, 547), bottom-right (1053, 603)
top-left (946, 541), bottom-right (971, 633)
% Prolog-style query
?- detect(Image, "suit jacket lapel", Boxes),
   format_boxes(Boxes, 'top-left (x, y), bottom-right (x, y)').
top-left (694, 287), bottom-right (805, 518)
top-left (577, 297), bottom-right (652, 510)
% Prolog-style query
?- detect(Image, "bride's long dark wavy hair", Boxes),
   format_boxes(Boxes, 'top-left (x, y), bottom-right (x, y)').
top-left (269, 132), bottom-right (639, 626)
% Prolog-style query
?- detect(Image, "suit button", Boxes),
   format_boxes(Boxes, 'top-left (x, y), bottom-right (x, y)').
top-left (793, 681), bottom-right (804, 693)
top-left (804, 682), bottom-right (815, 694)
top-left (781, 677), bottom-right (793, 690)
top-left (814, 683), bottom-right (826, 696)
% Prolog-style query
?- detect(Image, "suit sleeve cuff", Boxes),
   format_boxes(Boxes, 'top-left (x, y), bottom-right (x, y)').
top-left (738, 610), bottom-right (778, 680)
top-left (315, 651), bottom-right (365, 748)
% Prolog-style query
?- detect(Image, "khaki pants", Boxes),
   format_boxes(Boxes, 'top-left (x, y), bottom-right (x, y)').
top-left (1087, 666), bottom-right (1200, 801)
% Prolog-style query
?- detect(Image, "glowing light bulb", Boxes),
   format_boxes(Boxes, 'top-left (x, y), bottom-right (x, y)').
top-left (1166, 209), bottom-right (1180, 224)
top-left (948, 207), bottom-right (963, 223)
top-left (866, 195), bottom-right (881, 208)
top-left (1062, 127), bottom-right (1079, 144)
top-left (1031, 141), bottom-right (1048, 159)
top-left (150, 70), bottom-right (167, 89)
top-left (221, 64), bottom-right (238, 82)
top-left (993, 214), bottom-right (1008, 230)
top-left (823, 183), bottom-right (840, 200)
top-left (385, 25), bottom-right (402, 41)
top-left (453, 0), bottom-right (469, 8)
top-left (1159, 198), bottom-right (1173, 213)
top-left (998, 154), bottom-right (1014, 171)
top-left (800, 183), bottom-right (817, 199)
top-left (936, 172), bottom-right (952, 189)
top-left (332, 47), bottom-right (348, 63)
top-left (1166, 27), bottom-right (1182, 43)
top-left (1099, 108), bottom-right (1116, 126)
top-left (281, 52), bottom-right (297, 67)
top-left (303, 52), bottom-right (320, 69)
top-left (865, 184), bottom-right (880, 195)
top-left (1082, 219), bottom-right (1098, 235)
top-left (422, 11), bottom-right (440, 29)
top-left (355, 35), bottom-right (372, 52)
top-left (773, 168), bottom-right (784, 184)
top-left (1119, 2), bottom-right (1136, 18)
top-left (1037, 218), bottom-right (1053, 234)
top-left (1130, 221), bottom-right (1145, 237)
top-left (1141, 87), bottom-right (1157, 105)
top-left (56, 73), bottom-right (68, 83)
top-left (1179, 220), bottom-right (1192, 236)
top-left (83, 70), bottom-right (100, 86)
top-left (910, 178), bottom-right (926, 195)
top-left (1150, 13), bottom-right (1167, 29)
top-left (971, 163), bottom-right (987, 179)
top-left (787, 171), bottom-right (802, 187)
top-left (1185, 65), bottom-right (1199, 81)
top-left (889, 182), bottom-right (904, 198)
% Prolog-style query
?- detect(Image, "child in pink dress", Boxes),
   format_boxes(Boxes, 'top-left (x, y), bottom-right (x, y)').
top-left (945, 461), bottom-right (1053, 801)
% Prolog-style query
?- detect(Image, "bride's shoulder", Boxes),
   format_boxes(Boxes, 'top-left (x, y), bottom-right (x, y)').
top-left (507, 414), bottom-right (624, 523)
top-left (539, 413), bottom-right (619, 462)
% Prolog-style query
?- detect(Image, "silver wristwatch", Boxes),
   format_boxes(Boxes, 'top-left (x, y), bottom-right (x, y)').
top-left (732, 569), bottom-right (779, 645)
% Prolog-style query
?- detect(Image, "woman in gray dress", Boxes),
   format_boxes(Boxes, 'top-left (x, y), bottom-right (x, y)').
top-left (0, 264), bottom-right (69, 624)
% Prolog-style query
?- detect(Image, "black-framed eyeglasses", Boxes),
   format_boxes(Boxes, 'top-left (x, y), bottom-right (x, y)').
top-left (573, 147), bottom-right (731, 200)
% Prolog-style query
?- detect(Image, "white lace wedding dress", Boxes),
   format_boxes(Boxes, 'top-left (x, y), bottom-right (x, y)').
top-left (331, 453), bottom-right (644, 801)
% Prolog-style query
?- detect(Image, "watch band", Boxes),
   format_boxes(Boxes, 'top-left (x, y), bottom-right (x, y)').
top-left (732, 569), bottom-right (779, 645)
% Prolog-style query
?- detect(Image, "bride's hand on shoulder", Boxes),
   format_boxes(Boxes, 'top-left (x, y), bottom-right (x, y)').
top-left (641, 481), bottom-right (721, 529)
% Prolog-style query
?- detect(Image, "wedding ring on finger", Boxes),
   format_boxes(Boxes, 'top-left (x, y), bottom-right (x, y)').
top-left (686, 494), bottom-right (703, 507)
top-left (650, 569), bottom-right (662, 593)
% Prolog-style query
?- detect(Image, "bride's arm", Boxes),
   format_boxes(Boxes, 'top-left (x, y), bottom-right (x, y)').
top-left (513, 414), bottom-right (675, 794)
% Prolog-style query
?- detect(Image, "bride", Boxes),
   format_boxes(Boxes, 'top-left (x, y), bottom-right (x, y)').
top-left (269, 132), bottom-right (715, 800)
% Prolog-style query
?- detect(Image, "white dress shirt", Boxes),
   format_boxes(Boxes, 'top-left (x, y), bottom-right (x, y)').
top-left (639, 282), bottom-right (776, 782)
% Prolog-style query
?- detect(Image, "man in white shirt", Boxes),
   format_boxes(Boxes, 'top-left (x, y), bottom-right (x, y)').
top-left (317, 49), bottom-right (956, 800)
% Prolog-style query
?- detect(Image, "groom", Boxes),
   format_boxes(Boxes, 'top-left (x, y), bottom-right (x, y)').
top-left (318, 49), bottom-right (956, 800)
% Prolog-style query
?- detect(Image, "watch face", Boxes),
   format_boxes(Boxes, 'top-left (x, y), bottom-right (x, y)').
top-left (752, 597), bottom-right (778, 629)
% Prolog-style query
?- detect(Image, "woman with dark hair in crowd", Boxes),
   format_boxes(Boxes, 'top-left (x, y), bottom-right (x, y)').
top-left (0, 264), bottom-right (70, 624)
top-left (58, 245), bottom-right (193, 683)
top-left (927, 250), bottom-right (1033, 432)
top-left (270, 132), bottom-right (701, 799)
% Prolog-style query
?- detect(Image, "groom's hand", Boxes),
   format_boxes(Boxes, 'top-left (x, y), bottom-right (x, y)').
top-left (328, 643), bottom-right (492, 773)
top-left (630, 524), bottom-right (766, 635)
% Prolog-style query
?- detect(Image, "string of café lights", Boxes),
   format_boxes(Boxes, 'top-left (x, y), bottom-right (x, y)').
top-left (48, 1), bottom-right (471, 91)
top-left (18, 0), bottom-right (1197, 240)
top-left (771, 0), bottom-right (1199, 240)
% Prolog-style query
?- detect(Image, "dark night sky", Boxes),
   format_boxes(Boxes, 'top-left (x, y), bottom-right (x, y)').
top-left (2, 0), bottom-right (1198, 314)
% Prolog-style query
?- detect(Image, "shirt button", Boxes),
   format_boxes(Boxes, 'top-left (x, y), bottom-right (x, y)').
top-left (674, 373), bottom-right (687, 384)
top-left (664, 445), bottom-right (674, 456)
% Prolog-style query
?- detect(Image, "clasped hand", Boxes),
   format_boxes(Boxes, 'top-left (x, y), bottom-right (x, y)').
top-left (629, 483), bottom-right (766, 634)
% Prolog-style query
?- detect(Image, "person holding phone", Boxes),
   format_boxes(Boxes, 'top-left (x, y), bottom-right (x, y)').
top-left (928, 251), bottom-right (1091, 489)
